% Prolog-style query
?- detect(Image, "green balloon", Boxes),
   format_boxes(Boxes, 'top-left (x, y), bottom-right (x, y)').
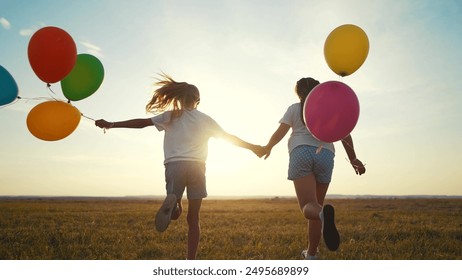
top-left (61, 54), bottom-right (104, 101)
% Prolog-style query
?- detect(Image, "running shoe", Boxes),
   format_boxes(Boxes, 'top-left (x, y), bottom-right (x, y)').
top-left (301, 250), bottom-right (317, 260)
top-left (155, 194), bottom-right (177, 232)
top-left (322, 204), bottom-right (340, 251)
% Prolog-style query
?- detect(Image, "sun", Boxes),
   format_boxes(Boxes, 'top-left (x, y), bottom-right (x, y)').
top-left (206, 138), bottom-right (254, 175)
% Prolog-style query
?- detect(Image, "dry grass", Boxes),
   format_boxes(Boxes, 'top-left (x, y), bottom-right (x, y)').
top-left (0, 198), bottom-right (461, 260)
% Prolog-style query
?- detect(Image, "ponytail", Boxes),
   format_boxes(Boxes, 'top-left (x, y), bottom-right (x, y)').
top-left (300, 96), bottom-right (307, 126)
top-left (296, 77), bottom-right (320, 125)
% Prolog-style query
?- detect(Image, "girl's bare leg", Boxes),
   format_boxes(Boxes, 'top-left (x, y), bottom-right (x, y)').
top-left (294, 174), bottom-right (329, 256)
top-left (186, 198), bottom-right (202, 260)
top-left (308, 183), bottom-right (328, 256)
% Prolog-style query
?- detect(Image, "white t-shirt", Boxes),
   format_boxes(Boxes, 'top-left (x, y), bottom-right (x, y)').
top-left (151, 109), bottom-right (225, 164)
top-left (280, 103), bottom-right (335, 154)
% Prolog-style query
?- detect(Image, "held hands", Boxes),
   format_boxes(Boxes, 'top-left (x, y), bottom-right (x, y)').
top-left (251, 145), bottom-right (272, 159)
top-left (244, 144), bottom-right (272, 159)
top-left (263, 146), bottom-right (272, 159)
top-left (250, 145), bottom-right (267, 158)
top-left (249, 145), bottom-right (273, 159)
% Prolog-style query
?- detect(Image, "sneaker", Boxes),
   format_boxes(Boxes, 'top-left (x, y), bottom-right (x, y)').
top-left (155, 194), bottom-right (177, 232)
top-left (301, 250), bottom-right (317, 260)
top-left (171, 202), bottom-right (181, 220)
top-left (322, 204), bottom-right (340, 251)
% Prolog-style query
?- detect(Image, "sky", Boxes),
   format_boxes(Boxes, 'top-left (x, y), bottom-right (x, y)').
top-left (1, 0), bottom-right (461, 197)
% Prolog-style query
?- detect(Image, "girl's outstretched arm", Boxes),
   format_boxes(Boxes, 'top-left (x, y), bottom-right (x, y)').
top-left (263, 123), bottom-right (290, 159)
top-left (95, 118), bottom-right (154, 129)
top-left (341, 134), bottom-right (366, 175)
top-left (221, 132), bottom-right (266, 158)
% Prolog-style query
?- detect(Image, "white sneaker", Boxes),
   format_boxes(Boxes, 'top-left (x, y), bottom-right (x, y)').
top-left (155, 194), bottom-right (177, 232)
top-left (301, 250), bottom-right (317, 260)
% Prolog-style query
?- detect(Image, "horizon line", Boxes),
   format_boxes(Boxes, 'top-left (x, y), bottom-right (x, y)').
top-left (1, 194), bottom-right (461, 200)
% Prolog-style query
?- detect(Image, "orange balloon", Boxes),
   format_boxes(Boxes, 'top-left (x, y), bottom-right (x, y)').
top-left (26, 101), bottom-right (81, 141)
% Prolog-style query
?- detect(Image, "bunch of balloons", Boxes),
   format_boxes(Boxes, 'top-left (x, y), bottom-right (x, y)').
top-left (0, 26), bottom-right (104, 141)
top-left (304, 24), bottom-right (369, 143)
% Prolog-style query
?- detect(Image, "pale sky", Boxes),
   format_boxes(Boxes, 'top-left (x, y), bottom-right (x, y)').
top-left (1, 0), bottom-right (461, 197)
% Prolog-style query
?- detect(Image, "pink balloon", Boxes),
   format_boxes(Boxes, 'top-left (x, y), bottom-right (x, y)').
top-left (304, 81), bottom-right (360, 143)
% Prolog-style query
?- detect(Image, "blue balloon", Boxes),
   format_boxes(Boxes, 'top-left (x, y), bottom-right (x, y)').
top-left (0, 65), bottom-right (19, 106)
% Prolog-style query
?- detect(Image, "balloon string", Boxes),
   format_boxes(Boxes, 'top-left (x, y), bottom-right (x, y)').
top-left (345, 157), bottom-right (367, 168)
top-left (81, 113), bottom-right (96, 122)
top-left (316, 145), bottom-right (323, 154)
top-left (341, 139), bottom-right (367, 168)
top-left (46, 83), bottom-right (55, 94)
top-left (341, 138), bottom-right (355, 151)
top-left (0, 96), bottom-right (21, 109)
top-left (46, 84), bottom-right (59, 101)
top-left (18, 96), bottom-right (60, 103)
top-left (1, 96), bottom-right (59, 109)
top-left (80, 113), bottom-right (109, 134)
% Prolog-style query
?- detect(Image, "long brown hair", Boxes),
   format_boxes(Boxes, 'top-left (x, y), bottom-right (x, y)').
top-left (146, 73), bottom-right (200, 121)
top-left (295, 77), bottom-right (320, 125)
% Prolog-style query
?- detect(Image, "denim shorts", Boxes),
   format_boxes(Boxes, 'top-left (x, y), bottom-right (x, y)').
top-left (164, 161), bottom-right (207, 200)
top-left (288, 145), bottom-right (335, 183)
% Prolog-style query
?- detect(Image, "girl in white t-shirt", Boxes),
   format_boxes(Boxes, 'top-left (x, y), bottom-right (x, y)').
top-left (95, 74), bottom-right (264, 260)
top-left (262, 77), bottom-right (366, 260)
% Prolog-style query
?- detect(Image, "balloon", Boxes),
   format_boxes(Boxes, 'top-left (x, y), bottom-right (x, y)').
top-left (61, 54), bottom-right (105, 101)
top-left (26, 101), bottom-right (81, 141)
top-left (28, 26), bottom-right (77, 83)
top-left (324, 24), bottom-right (369, 77)
top-left (304, 81), bottom-right (360, 143)
top-left (0, 65), bottom-right (19, 106)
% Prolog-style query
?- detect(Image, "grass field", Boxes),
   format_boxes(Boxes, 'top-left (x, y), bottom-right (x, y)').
top-left (0, 198), bottom-right (461, 260)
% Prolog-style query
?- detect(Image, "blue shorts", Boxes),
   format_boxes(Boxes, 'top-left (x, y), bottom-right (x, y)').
top-left (164, 161), bottom-right (207, 200)
top-left (288, 145), bottom-right (335, 183)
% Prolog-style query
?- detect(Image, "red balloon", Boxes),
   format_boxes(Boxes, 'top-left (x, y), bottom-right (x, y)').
top-left (304, 81), bottom-right (360, 143)
top-left (28, 26), bottom-right (77, 84)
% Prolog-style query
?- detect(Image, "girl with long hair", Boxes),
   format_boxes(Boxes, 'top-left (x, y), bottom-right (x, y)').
top-left (95, 74), bottom-right (264, 259)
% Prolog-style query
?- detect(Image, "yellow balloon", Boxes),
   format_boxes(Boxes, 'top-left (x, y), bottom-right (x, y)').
top-left (324, 24), bottom-right (369, 77)
top-left (26, 101), bottom-right (81, 141)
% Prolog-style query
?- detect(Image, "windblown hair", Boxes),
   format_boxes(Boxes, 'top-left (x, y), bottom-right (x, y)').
top-left (295, 77), bottom-right (320, 125)
top-left (146, 73), bottom-right (200, 122)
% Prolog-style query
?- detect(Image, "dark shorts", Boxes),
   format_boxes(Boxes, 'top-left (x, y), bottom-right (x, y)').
top-left (288, 145), bottom-right (335, 183)
top-left (164, 161), bottom-right (207, 200)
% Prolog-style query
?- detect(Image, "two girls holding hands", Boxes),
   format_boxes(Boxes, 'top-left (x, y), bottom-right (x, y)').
top-left (95, 74), bottom-right (365, 260)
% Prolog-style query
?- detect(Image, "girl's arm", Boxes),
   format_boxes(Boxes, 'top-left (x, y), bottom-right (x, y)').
top-left (221, 132), bottom-right (266, 158)
top-left (95, 118), bottom-right (154, 129)
top-left (263, 123), bottom-right (290, 159)
top-left (341, 134), bottom-right (366, 175)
